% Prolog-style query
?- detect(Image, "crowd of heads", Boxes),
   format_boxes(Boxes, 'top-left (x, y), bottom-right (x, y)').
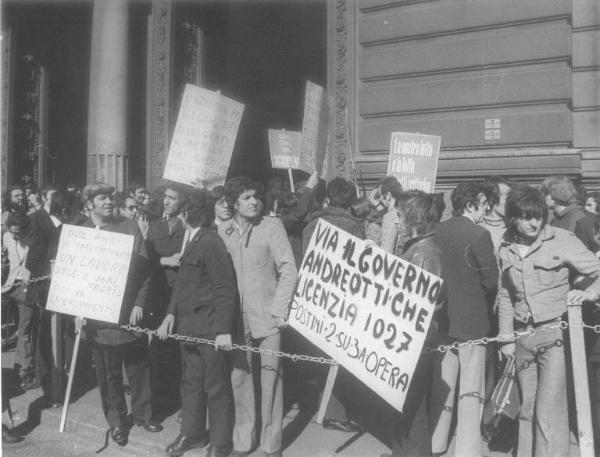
top-left (2, 171), bottom-right (599, 247)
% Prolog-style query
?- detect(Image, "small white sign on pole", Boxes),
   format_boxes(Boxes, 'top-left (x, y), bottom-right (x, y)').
top-left (163, 84), bottom-right (245, 188)
top-left (290, 219), bottom-right (442, 412)
top-left (388, 132), bottom-right (441, 193)
top-left (46, 225), bottom-right (134, 323)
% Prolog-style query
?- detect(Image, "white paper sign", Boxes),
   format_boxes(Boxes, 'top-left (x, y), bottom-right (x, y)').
top-left (46, 225), bottom-right (134, 323)
top-left (163, 84), bottom-right (245, 188)
top-left (290, 220), bottom-right (442, 412)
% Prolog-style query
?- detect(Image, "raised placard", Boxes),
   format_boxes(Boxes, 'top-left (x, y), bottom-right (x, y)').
top-left (163, 84), bottom-right (245, 188)
top-left (46, 225), bottom-right (134, 323)
top-left (290, 219), bottom-right (442, 412)
top-left (388, 132), bottom-right (441, 193)
top-left (300, 81), bottom-right (330, 174)
top-left (268, 129), bottom-right (305, 171)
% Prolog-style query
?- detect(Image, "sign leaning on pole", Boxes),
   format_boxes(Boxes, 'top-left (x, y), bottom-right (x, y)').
top-left (388, 132), bottom-right (441, 192)
top-left (46, 224), bottom-right (134, 432)
top-left (290, 219), bottom-right (442, 412)
top-left (163, 84), bottom-right (245, 188)
top-left (47, 224), bottom-right (134, 322)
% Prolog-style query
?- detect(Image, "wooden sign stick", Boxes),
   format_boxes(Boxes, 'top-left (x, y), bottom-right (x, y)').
top-left (59, 317), bottom-right (86, 433)
top-left (567, 305), bottom-right (595, 455)
top-left (288, 169), bottom-right (295, 193)
top-left (316, 362), bottom-right (339, 424)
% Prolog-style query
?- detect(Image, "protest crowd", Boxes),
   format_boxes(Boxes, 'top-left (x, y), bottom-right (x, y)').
top-left (2, 170), bottom-right (600, 457)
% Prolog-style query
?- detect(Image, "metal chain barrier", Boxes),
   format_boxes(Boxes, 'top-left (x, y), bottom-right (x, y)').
top-left (14, 273), bottom-right (600, 362)
top-left (120, 324), bottom-right (336, 366)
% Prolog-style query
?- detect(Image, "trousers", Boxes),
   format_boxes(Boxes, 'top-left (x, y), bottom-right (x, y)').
top-left (430, 344), bottom-right (486, 457)
top-left (515, 325), bottom-right (569, 457)
top-left (231, 331), bottom-right (283, 454)
top-left (180, 343), bottom-right (233, 453)
top-left (91, 340), bottom-right (152, 428)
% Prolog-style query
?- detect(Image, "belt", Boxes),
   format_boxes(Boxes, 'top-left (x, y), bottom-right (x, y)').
top-left (514, 316), bottom-right (562, 330)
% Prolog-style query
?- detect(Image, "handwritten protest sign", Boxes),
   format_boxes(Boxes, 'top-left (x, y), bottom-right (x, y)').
top-left (268, 129), bottom-right (305, 172)
top-left (290, 220), bottom-right (442, 412)
top-left (46, 225), bottom-right (134, 323)
top-left (300, 81), bottom-right (330, 174)
top-left (388, 132), bottom-right (441, 192)
top-left (163, 84), bottom-right (245, 188)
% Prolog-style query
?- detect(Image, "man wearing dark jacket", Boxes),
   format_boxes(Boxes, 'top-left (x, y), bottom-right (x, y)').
top-left (431, 182), bottom-right (498, 457)
top-left (81, 183), bottom-right (160, 447)
top-left (158, 190), bottom-right (236, 457)
top-left (301, 177), bottom-right (365, 433)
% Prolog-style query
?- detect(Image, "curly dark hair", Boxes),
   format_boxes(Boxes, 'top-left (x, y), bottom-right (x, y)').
top-left (326, 177), bottom-right (355, 209)
top-left (505, 185), bottom-right (548, 237)
top-left (401, 191), bottom-right (443, 236)
top-left (182, 189), bottom-right (215, 228)
top-left (224, 176), bottom-right (260, 210)
top-left (451, 182), bottom-right (484, 216)
top-left (481, 176), bottom-right (511, 208)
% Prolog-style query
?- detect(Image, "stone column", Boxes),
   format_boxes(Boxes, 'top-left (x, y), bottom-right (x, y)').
top-left (87, 0), bottom-right (129, 190)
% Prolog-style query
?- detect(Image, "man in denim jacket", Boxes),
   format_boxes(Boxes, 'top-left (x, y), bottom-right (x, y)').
top-left (497, 185), bottom-right (600, 457)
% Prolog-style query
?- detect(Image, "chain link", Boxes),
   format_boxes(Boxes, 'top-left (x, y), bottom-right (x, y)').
top-left (20, 273), bottom-right (600, 359)
top-left (120, 325), bottom-right (337, 366)
top-left (8, 274), bottom-right (53, 287)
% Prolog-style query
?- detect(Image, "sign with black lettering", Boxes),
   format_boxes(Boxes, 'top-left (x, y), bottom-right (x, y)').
top-left (46, 225), bottom-right (134, 323)
top-left (290, 219), bottom-right (442, 412)
top-left (388, 132), bottom-right (441, 192)
top-left (268, 129), bottom-right (307, 172)
top-left (163, 84), bottom-right (245, 188)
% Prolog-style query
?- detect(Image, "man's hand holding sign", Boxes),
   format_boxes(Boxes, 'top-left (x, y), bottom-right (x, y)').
top-left (290, 219), bottom-right (443, 412)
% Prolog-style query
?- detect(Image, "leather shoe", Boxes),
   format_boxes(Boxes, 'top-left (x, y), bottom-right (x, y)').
top-left (166, 434), bottom-right (209, 457)
top-left (205, 446), bottom-right (231, 457)
top-left (322, 418), bottom-right (363, 433)
top-left (135, 419), bottom-right (163, 432)
top-left (110, 426), bottom-right (128, 446)
top-left (2, 424), bottom-right (24, 444)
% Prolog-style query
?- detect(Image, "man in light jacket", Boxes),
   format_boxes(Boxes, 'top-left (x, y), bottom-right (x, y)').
top-left (218, 176), bottom-right (297, 457)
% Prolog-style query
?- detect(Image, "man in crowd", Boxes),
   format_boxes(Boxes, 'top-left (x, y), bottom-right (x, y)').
top-left (145, 183), bottom-right (188, 415)
top-left (369, 177), bottom-right (404, 253)
top-left (302, 177), bottom-right (365, 433)
top-left (2, 214), bottom-right (31, 384)
top-left (432, 182), bottom-right (498, 457)
top-left (210, 186), bottom-right (232, 226)
top-left (81, 183), bottom-right (161, 446)
top-left (157, 189), bottom-right (237, 457)
top-left (128, 182), bottom-right (149, 207)
top-left (218, 176), bottom-right (297, 457)
top-left (541, 175), bottom-right (587, 232)
top-left (1, 185), bottom-right (28, 232)
top-left (117, 194), bottom-right (140, 221)
top-left (22, 186), bottom-right (63, 398)
top-left (479, 177), bottom-right (511, 253)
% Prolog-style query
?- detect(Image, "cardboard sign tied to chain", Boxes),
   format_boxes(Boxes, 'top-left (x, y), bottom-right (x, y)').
top-left (163, 84), bottom-right (245, 188)
top-left (388, 132), bottom-right (441, 193)
top-left (46, 225), bottom-right (134, 323)
top-left (290, 220), bottom-right (443, 412)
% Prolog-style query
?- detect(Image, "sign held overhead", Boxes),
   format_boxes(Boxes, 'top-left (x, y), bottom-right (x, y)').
top-left (388, 132), bottom-right (441, 193)
top-left (163, 84), bottom-right (244, 188)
